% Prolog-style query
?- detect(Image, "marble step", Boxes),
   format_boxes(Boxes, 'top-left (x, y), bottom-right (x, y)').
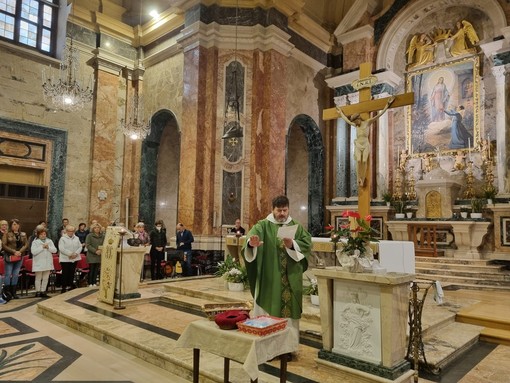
top-left (421, 322), bottom-right (482, 370)
top-left (415, 261), bottom-right (507, 273)
top-left (416, 273), bottom-right (510, 290)
top-left (415, 257), bottom-right (493, 265)
top-left (416, 266), bottom-right (510, 281)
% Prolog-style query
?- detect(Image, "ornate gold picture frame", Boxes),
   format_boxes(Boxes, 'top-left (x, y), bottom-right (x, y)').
top-left (406, 56), bottom-right (480, 156)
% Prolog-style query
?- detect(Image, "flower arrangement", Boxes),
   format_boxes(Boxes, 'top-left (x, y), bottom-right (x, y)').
top-left (325, 210), bottom-right (379, 258)
top-left (225, 265), bottom-right (248, 284)
top-left (303, 276), bottom-right (318, 296)
top-left (215, 254), bottom-right (237, 277)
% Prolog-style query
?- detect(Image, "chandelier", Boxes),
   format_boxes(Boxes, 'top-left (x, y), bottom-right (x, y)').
top-left (120, 0), bottom-right (151, 140)
top-left (42, 36), bottom-right (93, 112)
top-left (222, 0), bottom-right (243, 140)
top-left (120, 83), bottom-right (151, 140)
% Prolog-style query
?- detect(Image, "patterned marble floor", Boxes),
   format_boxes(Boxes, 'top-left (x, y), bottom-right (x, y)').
top-left (0, 278), bottom-right (509, 382)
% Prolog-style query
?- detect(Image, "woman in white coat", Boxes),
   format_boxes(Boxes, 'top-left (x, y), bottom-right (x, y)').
top-left (31, 226), bottom-right (57, 298)
top-left (58, 225), bottom-right (82, 293)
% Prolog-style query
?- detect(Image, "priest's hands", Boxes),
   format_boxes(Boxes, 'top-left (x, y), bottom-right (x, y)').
top-left (248, 235), bottom-right (263, 247)
top-left (282, 238), bottom-right (293, 249)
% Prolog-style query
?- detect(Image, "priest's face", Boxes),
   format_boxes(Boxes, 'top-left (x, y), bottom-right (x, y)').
top-left (272, 206), bottom-right (289, 223)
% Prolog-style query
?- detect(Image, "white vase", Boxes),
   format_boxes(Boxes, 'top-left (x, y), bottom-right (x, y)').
top-left (487, 199), bottom-right (493, 205)
top-left (460, 212), bottom-right (468, 219)
top-left (310, 294), bottom-right (319, 306)
top-left (470, 212), bottom-right (483, 219)
top-left (406, 212), bottom-right (413, 219)
top-left (395, 213), bottom-right (406, 219)
top-left (228, 282), bottom-right (245, 291)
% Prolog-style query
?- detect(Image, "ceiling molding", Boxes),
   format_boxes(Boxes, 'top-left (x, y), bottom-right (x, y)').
top-left (334, 0), bottom-right (378, 37)
top-left (336, 24), bottom-right (373, 46)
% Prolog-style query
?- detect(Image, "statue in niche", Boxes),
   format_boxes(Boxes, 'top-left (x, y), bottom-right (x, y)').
top-left (407, 33), bottom-right (436, 68)
top-left (422, 153), bottom-right (433, 173)
top-left (447, 20), bottom-right (479, 57)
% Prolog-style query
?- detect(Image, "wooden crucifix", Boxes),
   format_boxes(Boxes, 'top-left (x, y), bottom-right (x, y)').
top-left (323, 62), bottom-right (414, 217)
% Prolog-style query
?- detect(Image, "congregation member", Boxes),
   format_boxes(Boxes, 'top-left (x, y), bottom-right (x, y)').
top-left (58, 225), bottom-right (82, 293)
top-left (229, 218), bottom-right (246, 236)
top-left (242, 195), bottom-right (312, 358)
top-left (75, 223), bottom-right (89, 254)
top-left (149, 220), bottom-right (167, 280)
top-left (133, 222), bottom-right (149, 245)
top-left (1, 219), bottom-right (29, 299)
top-left (31, 226), bottom-right (57, 298)
top-left (176, 223), bottom-right (194, 276)
top-left (85, 223), bottom-right (104, 287)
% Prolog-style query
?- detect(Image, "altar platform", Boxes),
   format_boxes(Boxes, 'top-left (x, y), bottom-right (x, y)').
top-left (16, 275), bottom-right (508, 383)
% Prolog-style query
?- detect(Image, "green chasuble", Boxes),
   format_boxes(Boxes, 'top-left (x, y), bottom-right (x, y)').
top-left (242, 217), bottom-right (312, 320)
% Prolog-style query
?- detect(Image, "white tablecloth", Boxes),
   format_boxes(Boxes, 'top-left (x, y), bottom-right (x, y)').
top-left (176, 319), bottom-right (297, 380)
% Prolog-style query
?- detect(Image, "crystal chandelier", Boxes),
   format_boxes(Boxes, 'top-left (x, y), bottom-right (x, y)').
top-left (120, 0), bottom-right (151, 140)
top-left (42, 37), bottom-right (93, 112)
top-left (120, 82), bottom-right (151, 140)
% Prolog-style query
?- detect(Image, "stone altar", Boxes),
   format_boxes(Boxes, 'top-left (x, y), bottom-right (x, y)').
top-left (314, 268), bottom-right (415, 382)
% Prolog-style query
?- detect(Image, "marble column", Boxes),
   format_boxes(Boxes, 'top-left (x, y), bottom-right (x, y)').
top-left (491, 64), bottom-right (510, 195)
top-left (179, 45), bottom-right (219, 233)
top-left (248, 50), bottom-right (287, 220)
top-left (88, 62), bottom-right (123, 226)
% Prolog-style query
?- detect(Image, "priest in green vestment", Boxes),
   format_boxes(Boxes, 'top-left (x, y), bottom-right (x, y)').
top-left (242, 195), bottom-right (312, 352)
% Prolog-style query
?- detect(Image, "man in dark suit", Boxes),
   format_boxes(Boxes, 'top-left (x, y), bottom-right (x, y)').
top-left (176, 223), bottom-right (194, 276)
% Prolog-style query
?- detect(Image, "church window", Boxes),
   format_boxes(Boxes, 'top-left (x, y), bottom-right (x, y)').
top-left (0, 0), bottom-right (59, 54)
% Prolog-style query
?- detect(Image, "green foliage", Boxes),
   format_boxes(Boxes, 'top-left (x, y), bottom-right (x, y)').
top-left (215, 254), bottom-right (237, 277)
top-left (471, 198), bottom-right (484, 213)
top-left (382, 191), bottom-right (393, 203)
top-left (303, 275), bottom-right (318, 295)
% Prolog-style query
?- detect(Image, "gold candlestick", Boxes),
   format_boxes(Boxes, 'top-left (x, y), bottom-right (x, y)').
top-left (463, 161), bottom-right (474, 199)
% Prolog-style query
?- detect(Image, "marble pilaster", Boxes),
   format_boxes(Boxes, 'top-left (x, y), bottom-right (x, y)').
top-left (248, 49), bottom-right (287, 220)
top-left (89, 68), bottom-right (122, 225)
top-left (491, 65), bottom-right (508, 195)
top-left (179, 45), bottom-right (219, 233)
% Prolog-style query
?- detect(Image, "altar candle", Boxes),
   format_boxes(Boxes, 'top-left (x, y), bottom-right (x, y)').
top-left (487, 135), bottom-right (490, 158)
top-left (468, 138), bottom-right (471, 160)
top-left (397, 145), bottom-right (400, 166)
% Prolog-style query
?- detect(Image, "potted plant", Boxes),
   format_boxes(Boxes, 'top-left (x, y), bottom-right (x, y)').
top-left (303, 275), bottom-right (319, 305)
top-left (483, 184), bottom-right (497, 205)
top-left (470, 198), bottom-right (484, 219)
top-left (225, 265), bottom-right (247, 291)
top-left (382, 191), bottom-right (393, 207)
top-left (460, 206), bottom-right (470, 219)
top-left (393, 200), bottom-right (405, 219)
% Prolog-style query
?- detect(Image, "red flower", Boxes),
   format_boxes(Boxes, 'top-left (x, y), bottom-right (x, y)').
top-left (364, 215), bottom-right (372, 222)
top-left (325, 224), bottom-right (334, 231)
top-left (342, 210), bottom-right (360, 219)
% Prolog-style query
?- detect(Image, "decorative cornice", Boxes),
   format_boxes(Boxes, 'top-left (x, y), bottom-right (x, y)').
top-left (143, 41), bottom-right (183, 67)
top-left (288, 12), bottom-right (332, 52)
top-left (142, 12), bottom-right (185, 46)
top-left (334, 0), bottom-right (378, 37)
top-left (91, 47), bottom-right (134, 75)
top-left (95, 12), bottom-right (134, 44)
top-left (325, 68), bottom-right (402, 91)
top-left (336, 25), bottom-right (374, 46)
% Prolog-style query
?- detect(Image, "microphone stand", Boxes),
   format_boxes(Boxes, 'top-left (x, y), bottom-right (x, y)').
top-left (115, 228), bottom-right (128, 310)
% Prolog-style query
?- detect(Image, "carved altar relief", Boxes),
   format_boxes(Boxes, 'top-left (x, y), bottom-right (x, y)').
top-left (425, 191), bottom-right (442, 218)
top-left (333, 281), bottom-right (381, 364)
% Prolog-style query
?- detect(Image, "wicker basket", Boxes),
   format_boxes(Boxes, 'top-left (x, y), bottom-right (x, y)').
top-left (202, 302), bottom-right (252, 321)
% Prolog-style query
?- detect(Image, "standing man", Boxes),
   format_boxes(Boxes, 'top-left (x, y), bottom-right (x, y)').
top-left (242, 195), bottom-right (312, 356)
top-left (176, 223), bottom-right (194, 276)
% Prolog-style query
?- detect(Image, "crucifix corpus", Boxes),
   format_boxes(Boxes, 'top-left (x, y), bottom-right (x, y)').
top-left (323, 62), bottom-right (414, 217)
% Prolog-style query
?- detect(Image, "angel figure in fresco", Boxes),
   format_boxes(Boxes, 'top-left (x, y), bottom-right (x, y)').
top-left (337, 96), bottom-right (396, 187)
top-left (407, 33), bottom-right (436, 68)
top-left (448, 20), bottom-right (479, 57)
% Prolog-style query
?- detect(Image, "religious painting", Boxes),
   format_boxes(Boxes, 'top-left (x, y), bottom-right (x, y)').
top-left (370, 217), bottom-right (384, 240)
top-left (501, 218), bottom-right (510, 246)
top-left (406, 56), bottom-right (480, 155)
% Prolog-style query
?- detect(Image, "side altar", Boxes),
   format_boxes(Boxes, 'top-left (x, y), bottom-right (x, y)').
top-left (314, 268), bottom-right (415, 382)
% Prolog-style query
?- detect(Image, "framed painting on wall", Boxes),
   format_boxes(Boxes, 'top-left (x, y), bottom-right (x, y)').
top-left (406, 56), bottom-right (480, 156)
top-left (501, 217), bottom-right (510, 247)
